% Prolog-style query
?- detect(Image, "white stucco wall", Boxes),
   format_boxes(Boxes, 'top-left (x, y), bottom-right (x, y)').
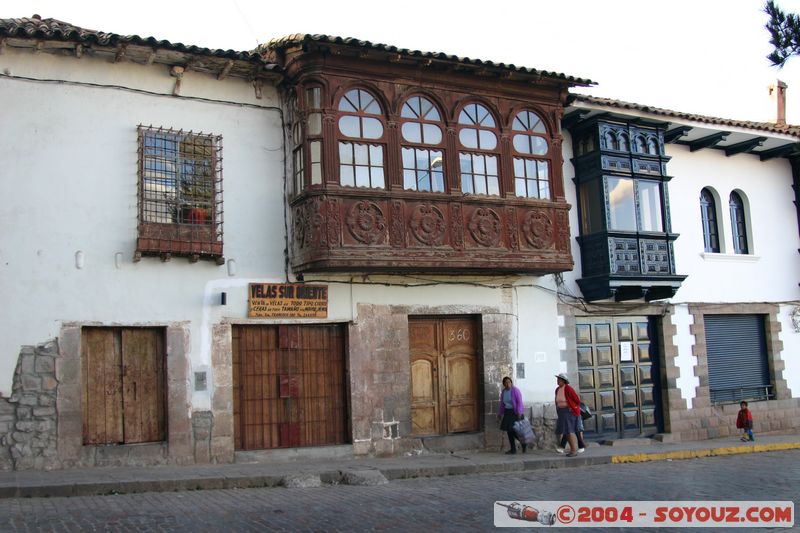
top-left (0, 48), bottom-right (285, 396)
top-left (561, 119), bottom-right (800, 401)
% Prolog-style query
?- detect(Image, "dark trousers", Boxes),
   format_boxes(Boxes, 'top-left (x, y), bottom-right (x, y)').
top-left (560, 432), bottom-right (585, 449)
top-left (507, 430), bottom-right (517, 452)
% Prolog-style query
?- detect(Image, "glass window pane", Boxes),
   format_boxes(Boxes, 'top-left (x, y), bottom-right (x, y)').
top-left (580, 179), bottom-right (603, 234)
top-left (362, 117), bottom-right (383, 139)
top-left (311, 163), bottom-right (322, 184)
top-left (459, 129), bottom-right (478, 149)
top-left (607, 177), bottom-right (637, 231)
top-left (479, 130), bottom-right (497, 150)
top-left (339, 116), bottom-right (360, 137)
top-left (339, 142), bottom-right (353, 165)
top-left (539, 179), bottom-right (550, 199)
top-left (417, 169), bottom-right (431, 191)
top-left (306, 87), bottom-right (321, 109)
top-left (339, 91), bottom-right (358, 112)
top-left (638, 181), bottom-right (663, 231)
top-left (474, 155), bottom-right (485, 175)
top-left (474, 177), bottom-right (487, 195)
top-left (310, 141), bottom-right (321, 164)
top-left (340, 165), bottom-right (355, 187)
top-left (487, 177), bottom-right (499, 196)
top-left (363, 97), bottom-right (381, 114)
top-left (513, 135), bottom-right (530, 154)
top-left (513, 158), bottom-right (525, 177)
top-left (461, 174), bottom-right (474, 194)
top-left (515, 178), bottom-right (527, 197)
top-left (308, 113), bottom-right (322, 135)
top-left (354, 143), bottom-right (369, 164)
top-left (422, 124), bottom-right (442, 145)
top-left (404, 169), bottom-right (417, 190)
top-left (355, 166), bottom-right (370, 187)
top-left (537, 160), bottom-right (549, 179)
top-left (431, 169), bottom-right (445, 192)
top-left (402, 122), bottom-right (422, 143)
top-left (401, 98), bottom-right (419, 118)
top-left (531, 137), bottom-right (548, 155)
top-left (371, 167), bottom-right (385, 189)
top-left (370, 145), bottom-right (383, 166)
top-left (525, 159), bottom-right (537, 178)
top-left (402, 147), bottom-right (415, 169)
top-left (486, 156), bottom-right (498, 175)
top-left (459, 152), bottom-right (473, 173)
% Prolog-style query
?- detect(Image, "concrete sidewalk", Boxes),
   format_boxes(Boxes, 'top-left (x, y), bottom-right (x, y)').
top-left (1, 433), bottom-right (798, 499)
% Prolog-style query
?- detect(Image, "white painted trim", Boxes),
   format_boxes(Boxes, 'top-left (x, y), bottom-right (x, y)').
top-left (700, 252), bottom-right (761, 263)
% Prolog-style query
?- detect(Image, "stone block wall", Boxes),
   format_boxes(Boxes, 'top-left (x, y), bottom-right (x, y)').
top-left (0, 340), bottom-right (60, 470)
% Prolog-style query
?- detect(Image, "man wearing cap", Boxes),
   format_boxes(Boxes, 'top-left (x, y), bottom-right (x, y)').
top-left (555, 373), bottom-right (581, 457)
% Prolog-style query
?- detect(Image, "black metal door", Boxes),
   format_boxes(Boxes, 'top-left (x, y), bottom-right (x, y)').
top-left (575, 317), bottom-right (662, 439)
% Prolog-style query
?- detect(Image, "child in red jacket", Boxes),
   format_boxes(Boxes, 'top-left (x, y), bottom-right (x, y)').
top-left (736, 401), bottom-right (754, 442)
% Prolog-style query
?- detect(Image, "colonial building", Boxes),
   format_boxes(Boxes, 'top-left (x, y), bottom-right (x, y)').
top-left (0, 16), bottom-right (798, 470)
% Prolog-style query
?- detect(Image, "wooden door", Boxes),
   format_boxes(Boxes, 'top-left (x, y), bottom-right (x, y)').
top-left (575, 317), bottom-right (661, 439)
top-left (82, 327), bottom-right (166, 445)
top-left (410, 317), bottom-right (480, 436)
top-left (232, 324), bottom-right (348, 450)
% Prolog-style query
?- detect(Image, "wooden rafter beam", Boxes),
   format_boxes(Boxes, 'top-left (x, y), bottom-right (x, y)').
top-left (664, 126), bottom-right (692, 144)
top-left (561, 109), bottom-right (591, 130)
top-left (759, 143), bottom-right (800, 161)
top-left (688, 131), bottom-right (729, 152)
top-left (217, 59), bottom-right (234, 80)
top-left (724, 136), bottom-right (767, 157)
top-left (114, 44), bottom-right (127, 63)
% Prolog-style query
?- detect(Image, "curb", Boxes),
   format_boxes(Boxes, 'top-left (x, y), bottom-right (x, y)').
top-left (610, 442), bottom-right (800, 464)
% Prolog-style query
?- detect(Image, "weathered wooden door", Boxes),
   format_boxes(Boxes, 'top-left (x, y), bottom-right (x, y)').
top-left (232, 324), bottom-right (348, 450)
top-left (82, 327), bottom-right (166, 445)
top-left (575, 317), bottom-right (662, 439)
top-left (410, 317), bottom-right (480, 436)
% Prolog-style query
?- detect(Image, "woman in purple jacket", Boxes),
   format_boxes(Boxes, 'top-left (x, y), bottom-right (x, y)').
top-left (497, 376), bottom-right (525, 454)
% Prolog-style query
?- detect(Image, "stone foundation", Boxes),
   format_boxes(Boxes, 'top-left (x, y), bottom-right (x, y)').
top-left (0, 340), bottom-right (60, 470)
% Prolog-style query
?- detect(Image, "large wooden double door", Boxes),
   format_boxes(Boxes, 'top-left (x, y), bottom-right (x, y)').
top-left (410, 317), bottom-right (480, 436)
top-left (575, 316), bottom-right (662, 439)
top-left (232, 324), bottom-right (348, 450)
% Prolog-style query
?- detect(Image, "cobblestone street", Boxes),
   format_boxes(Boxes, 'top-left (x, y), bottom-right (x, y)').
top-left (0, 450), bottom-right (797, 532)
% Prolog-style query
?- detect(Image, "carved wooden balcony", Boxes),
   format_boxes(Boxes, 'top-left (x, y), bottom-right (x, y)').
top-left (290, 190), bottom-right (573, 274)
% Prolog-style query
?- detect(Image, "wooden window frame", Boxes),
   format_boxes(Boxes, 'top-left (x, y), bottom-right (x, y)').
top-left (729, 191), bottom-right (749, 254)
top-left (457, 102), bottom-right (502, 196)
top-left (336, 88), bottom-right (387, 189)
top-left (136, 126), bottom-right (223, 262)
top-left (399, 95), bottom-right (446, 193)
top-left (700, 188), bottom-right (720, 253)
top-left (511, 110), bottom-right (551, 200)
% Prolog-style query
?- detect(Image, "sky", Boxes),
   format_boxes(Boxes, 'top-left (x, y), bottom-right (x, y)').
top-left (4, 0), bottom-right (800, 125)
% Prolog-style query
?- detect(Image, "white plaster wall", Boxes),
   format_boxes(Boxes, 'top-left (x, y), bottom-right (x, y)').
top-left (671, 304), bottom-right (699, 408)
top-left (778, 304), bottom-right (800, 397)
top-left (667, 144), bottom-right (800, 304)
top-left (0, 48), bottom-right (284, 396)
top-left (560, 126), bottom-right (800, 402)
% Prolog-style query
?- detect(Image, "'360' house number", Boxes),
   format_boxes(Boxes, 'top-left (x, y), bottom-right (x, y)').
top-left (448, 328), bottom-right (471, 342)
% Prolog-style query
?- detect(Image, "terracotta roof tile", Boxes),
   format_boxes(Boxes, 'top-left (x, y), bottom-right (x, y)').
top-left (0, 14), bottom-right (278, 67)
top-left (572, 94), bottom-right (800, 138)
top-left (262, 34), bottom-right (594, 86)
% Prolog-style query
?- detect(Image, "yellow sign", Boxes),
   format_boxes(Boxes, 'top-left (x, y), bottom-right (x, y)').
top-left (248, 283), bottom-right (328, 318)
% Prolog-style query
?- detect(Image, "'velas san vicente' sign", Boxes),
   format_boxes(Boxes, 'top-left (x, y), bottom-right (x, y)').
top-left (248, 283), bottom-right (328, 318)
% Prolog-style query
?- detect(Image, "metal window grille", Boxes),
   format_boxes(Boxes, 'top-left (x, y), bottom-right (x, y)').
top-left (137, 126), bottom-right (223, 259)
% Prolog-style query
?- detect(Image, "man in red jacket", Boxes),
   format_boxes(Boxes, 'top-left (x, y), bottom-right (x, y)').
top-left (555, 373), bottom-right (581, 457)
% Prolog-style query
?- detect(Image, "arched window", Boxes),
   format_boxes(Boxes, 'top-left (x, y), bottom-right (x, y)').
top-left (634, 135), bottom-right (647, 153)
top-left (700, 188), bottom-right (720, 253)
top-left (337, 88), bottom-right (385, 189)
top-left (619, 132), bottom-right (629, 152)
top-left (647, 136), bottom-right (659, 155)
top-left (511, 110), bottom-right (550, 199)
top-left (400, 96), bottom-right (445, 192)
top-left (729, 191), bottom-right (749, 254)
top-left (458, 103), bottom-right (499, 195)
top-left (604, 131), bottom-right (619, 151)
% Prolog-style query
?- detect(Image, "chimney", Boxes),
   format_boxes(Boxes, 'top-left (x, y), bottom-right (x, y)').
top-left (769, 80), bottom-right (788, 125)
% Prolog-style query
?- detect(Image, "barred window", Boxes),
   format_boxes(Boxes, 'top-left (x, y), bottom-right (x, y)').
top-left (137, 126), bottom-right (223, 261)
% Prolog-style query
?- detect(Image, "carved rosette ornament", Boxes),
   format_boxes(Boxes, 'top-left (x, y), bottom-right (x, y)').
top-left (468, 208), bottom-right (502, 247)
top-left (410, 204), bottom-right (446, 246)
top-left (522, 210), bottom-right (554, 249)
top-left (346, 201), bottom-right (387, 244)
top-left (390, 201), bottom-right (405, 247)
